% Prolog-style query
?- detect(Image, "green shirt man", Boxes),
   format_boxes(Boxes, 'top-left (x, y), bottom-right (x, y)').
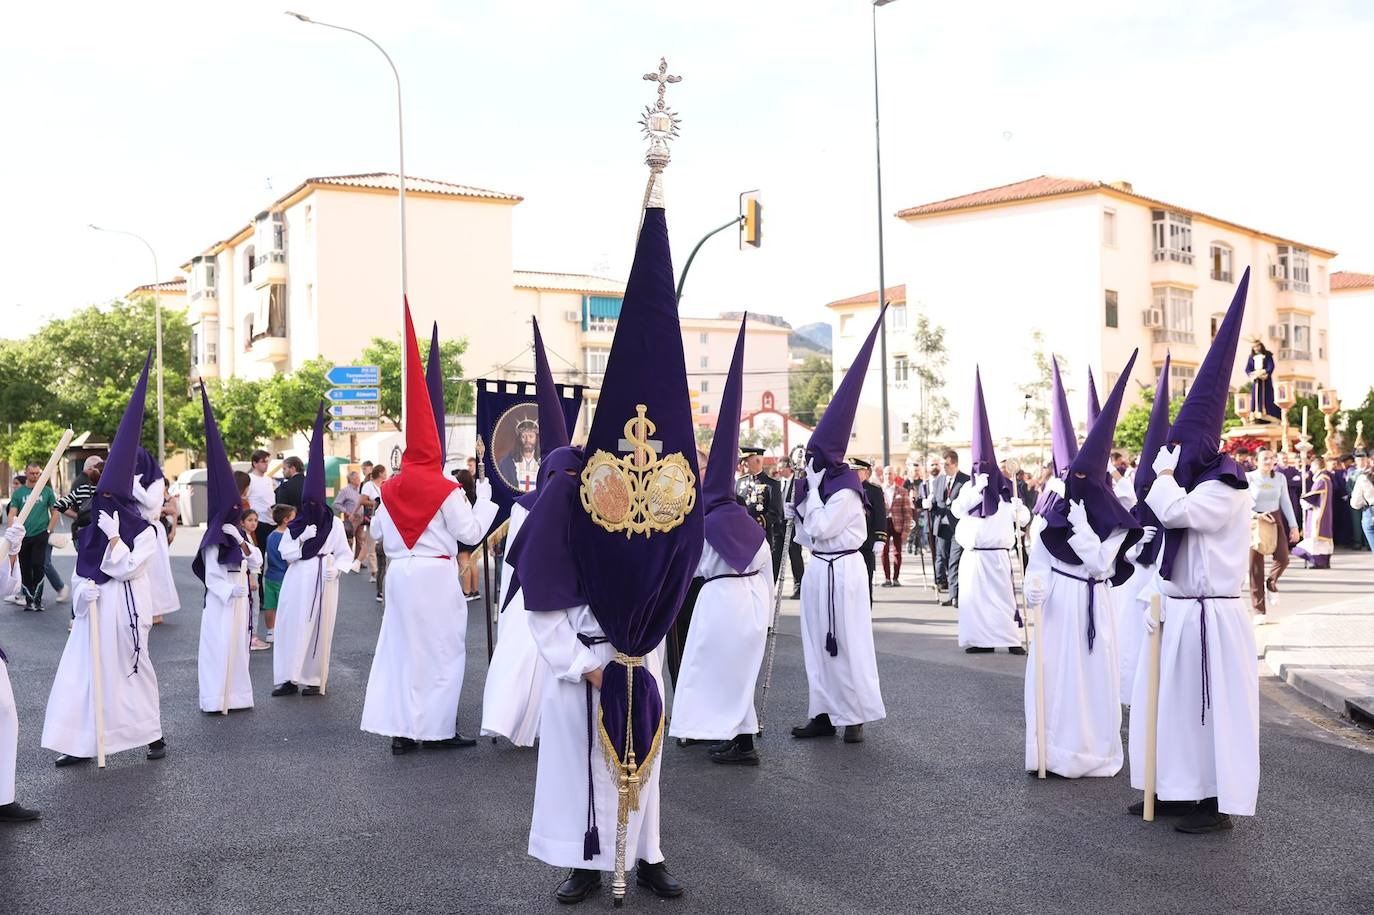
top-left (8, 478), bottom-right (59, 538)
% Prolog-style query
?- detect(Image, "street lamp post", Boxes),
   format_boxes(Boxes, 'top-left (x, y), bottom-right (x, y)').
top-left (90, 225), bottom-right (165, 466)
top-left (286, 11), bottom-right (409, 427)
top-left (872, 0), bottom-right (897, 466)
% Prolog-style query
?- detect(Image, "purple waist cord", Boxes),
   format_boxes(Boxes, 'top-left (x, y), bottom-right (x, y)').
top-left (1051, 567), bottom-right (1109, 652)
top-left (1171, 595), bottom-right (1238, 726)
top-left (575, 632), bottom-right (609, 862)
top-left (811, 548), bottom-right (862, 657)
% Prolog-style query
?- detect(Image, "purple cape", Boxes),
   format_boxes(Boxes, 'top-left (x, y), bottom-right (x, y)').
top-left (702, 316), bottom-right (766, 572)
top-left (968, 367), bottom-right (1012, 518)
top-left (286, 403), bottom-right (335, 561)
top-left (1131, 352), bottom-right (1172, 567)
top-left (426, 322), bottom-right (447, 464)
top-left (192, 383), bottom-right (246, 583)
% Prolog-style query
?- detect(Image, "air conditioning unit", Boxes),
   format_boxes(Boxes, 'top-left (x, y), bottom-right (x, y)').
top-left (1269, 264), bottom-right (1286, 280)
top-left (1143, 308), bottom-right (1163, 328)
top-left (564, 310), bottom-right (580, 323)
top-left (1267, 323), bottom-right (1289, 341)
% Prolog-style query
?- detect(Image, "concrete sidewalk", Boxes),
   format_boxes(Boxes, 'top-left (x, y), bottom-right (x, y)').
top-left (1254, 547), bottom-right (1374, 725)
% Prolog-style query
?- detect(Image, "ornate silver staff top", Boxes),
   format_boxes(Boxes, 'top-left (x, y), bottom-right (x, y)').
top-left (640, 57), bottom-right (681, 209)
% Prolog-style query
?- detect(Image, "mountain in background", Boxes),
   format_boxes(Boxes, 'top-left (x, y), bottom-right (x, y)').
top-left (790, 321), bottom-right (832, 355)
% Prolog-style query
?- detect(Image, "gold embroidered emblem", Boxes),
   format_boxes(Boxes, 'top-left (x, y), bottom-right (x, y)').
top-left (581, 404), bottom-right (696, 537)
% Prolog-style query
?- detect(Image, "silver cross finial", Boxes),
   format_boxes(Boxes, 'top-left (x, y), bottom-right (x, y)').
top-left (642, 57), bottom-right (681, 111)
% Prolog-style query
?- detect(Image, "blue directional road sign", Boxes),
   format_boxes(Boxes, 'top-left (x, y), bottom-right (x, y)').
top-left (327, 387), bottom-right (380, 402)
top-left (327, 365), bottom-right (380, 386)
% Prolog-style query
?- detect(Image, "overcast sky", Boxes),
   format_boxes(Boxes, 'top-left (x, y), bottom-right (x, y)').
top-left (2, 0), bottom-right (1371, 340)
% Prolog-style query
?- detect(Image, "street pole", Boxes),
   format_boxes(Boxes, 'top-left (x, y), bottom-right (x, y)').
top-left (90, 225), bottom-right (164, 466)
top-left (675, 216), bottom-right (744, 303)
top-left (872, 0), bottom-right (897, 466)
top-left (287, 11), bottom-right (408, 429)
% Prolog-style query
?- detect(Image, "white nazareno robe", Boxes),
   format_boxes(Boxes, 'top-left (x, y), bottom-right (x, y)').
top-left (272, 522), bottom-right (353, 689)
top-left (952, 489), bottom-right (1029, 650)
top-left (668, 539), bottom-right (773, 741)
top-left (132, 477), bottom-right (180, 616)
top-left (1023, 517), bottom-right (1127, 777)
top-left (361, 489), bottom-right (495, 741)
top-left (527, 603), bottom-right (664, 870)
top-left (1110, 544), bottom-right (1156, 705)
top-left (1130, 476), bottom-right (1258, 816)
top-left (41, 527), bottom-right (163, 759)
top-left (793, 486), bottom-right (886, 727)
top-left (480, 503), bottom-right (549, 746)
top-left (197, 542), bottom-right (260, 712)
top-left (2, 554), bottom-right (22, 804)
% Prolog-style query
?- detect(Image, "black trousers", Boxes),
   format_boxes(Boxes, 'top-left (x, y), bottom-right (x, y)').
top-left (18, 531), bottom-right (49, 604)
top-left (666, 576), bottom-right (707, 688)
top-left (767, 529), bottom-right (785, 583)
top-left (788, 538), bottom-right (805, 592)
top-left (934, 531), bottom-right (953, 588)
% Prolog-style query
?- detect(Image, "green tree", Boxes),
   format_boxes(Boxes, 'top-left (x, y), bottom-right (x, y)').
top-left (740, 423), bottom-right (784, 456)
top-left (789, 355), bottom-right (832, 427)
top-left (1018, 330), bottom-right (1065, 450)
top-left (0, 340), bottom-right (55, 428)
top-left (910, 311), bottom-right (953, 457)
top-left (361, 336), bottom-right (474, 431)
top-left (260, 357), bottom-right (334, 440)
top-left (1113, 388), bottom-right (1183, 454)
top-left (172, 377), bottom-right (271, 461)
top-left (4, 420), bottom-right (66, 469)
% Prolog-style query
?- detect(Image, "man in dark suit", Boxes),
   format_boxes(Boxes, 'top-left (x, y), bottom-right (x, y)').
top-left (739, 447), bottom-right (785, 581)
top-left (274, 455), bottom-right (306, 509)
top-left (852, 459), bottom-right (888, 601)
top-left (776, 461), bottom-right (805, 598)
top-left (927, 449), bottom-right (969, 607)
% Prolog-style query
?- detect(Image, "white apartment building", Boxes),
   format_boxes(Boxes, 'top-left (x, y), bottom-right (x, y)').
top-left (830, 175), bottom-right (1337, 460)
top-left (1328, 271), bottom-right (1374, 404)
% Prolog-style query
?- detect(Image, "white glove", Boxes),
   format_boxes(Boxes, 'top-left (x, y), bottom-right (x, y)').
top-left (474, 477), bottom-right (493, 503)
top-left (972, 472), bottom-right (989, 494)
top-left (97, 510), bottom-right (121, 541)
top-left (1153, 444), bottom-right (1180, 475)
top-left (1139, 525), bottom-right (1158, 545)
top-left (4, 523), bottom-right (23, 551)
top-left (922, 497), bottom-right (933, 510)
top-left (1024, 574), bottom-right (1046, 607)
top-left (221, 523), bottom-right (243, 542)
top-left (298, 523), bottom-right (318, 544)
top-left (872, 541), bottom-right (885, 557)
top-left (1066, 499), bottom-right (1090, 534)
top-left (1046, 477), bottom-right (1065, 497)
top-left (1143, 601), bottom-right (1164, 636)
top-left (230, 583), bottom-right (249, 599)
top-left (783, 500), bottom-right (797, 522)
top-left (323, 564), bottom-right (340, 582)
top-left (805, 461), bottom-right (825, 491)
top-left (1010, 497), bottom-right (1024, 511)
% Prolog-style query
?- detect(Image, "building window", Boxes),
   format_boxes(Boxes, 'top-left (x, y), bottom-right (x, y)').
top-left (243, 245), bottom-right (255, 282)
top-left (1294, 379), bottom-right (1315, 396)
top-left (1276, 245), bottom-right (1310, 293)
top-left (1209, 313), bottom-right (1226, 340)
top-left (584, 346), bottom-right (610, 376)
top-left (700, 380), bottom-right (710, 393)
top-left (1168, 363), bottom-right (1196, 399)
top-left (1318, 330), bottom-right (1326, 360)
top-left (1151, 210), bottom-right (1193, 264)
top-left (1104, 290), bottom-right (1119, 328)
top-left (1209, 243), bottom-right (1233, 283)
top-left (700, 403), bottom-right (710, 415)
top-left (839, 314), bottom-right (854, 337)
top-left (1273, 313), bottom-right (1312, 361)
top-left (1151, 286), bottom-right (1194, 343)
top-left (900, 421), bottom-right (910, 443)
top-left (892, 354), bottom-right (909, 383)
top-left (889, 305), bottom-right (908, 332)
top-left (1102, 208), bottom-right (1117, 246)
top-left (587, 314), bottom-right (615, 333)
top-left (699, 332), bottom-right (708, 344)
top-left (1106, 371), bottom-right (1120, 391)
top-left (304, 205), bottom-right (313, 242)
top-left (700, 356), bottom-right (709, 369)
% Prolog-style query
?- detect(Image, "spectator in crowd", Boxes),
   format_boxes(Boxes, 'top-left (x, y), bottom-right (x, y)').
top-left (453, 469), bottom-right (482, 601)
top-left (234, 471), bottom-right (252, 509)
top-left (6, 463), bottom-right (59, 612)
top-left (1247, 448), bottom-right (1299, 615)
top-left (928, 449), bottom-right (969, 607)
top-left (241, 509), bottom-right (271, 651)
top-left (246, 450), bottom-right (277, 555)
top-left (274, 456), bottom-right (306, 509)
top-left (465, 457), bottom-right (478, 477)
top-left (775, 461), bottom-right (805, 599)
top-left (362, 464), bottom-right (388, 601)
top-left (1350, 451), bottom-right (1374, 550)
top-left (335, 471), bottom-right (363, 550)
top-left (883, 464), bottom-right (913, 587)
top-left (54, 456), bottom-right (102, 544)
top-left (261, 504), bottom-right (296, 645)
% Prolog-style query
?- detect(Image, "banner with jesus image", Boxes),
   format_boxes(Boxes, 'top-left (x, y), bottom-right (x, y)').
top-left (474, 377), bottom-right (584, 526)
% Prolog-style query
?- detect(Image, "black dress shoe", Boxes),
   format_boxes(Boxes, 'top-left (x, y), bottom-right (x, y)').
top-left (271, 682), bottom-right (298, 697)
top-left (1008, 646), bottom-right (1027, 655)
top-left (300, 685), bottom-right (322, 696)
top-left (790, 714), bottom-right (836, 739)
top-left (391, 736), bottom-right (419, 755)
top-left (843, 724), bottom-right (864, 743)
top-left (710, 742), bottom-right (760, 766)
top-left (675, 737), bottom-right (704, 748)
top-left (427, 734), bottom-right (477, 749)
top-left (789, 588), bottom-right (802, 600)
top-left (940, 598), bottom-right (955, 607)
top-left (635, 860), bottom-right (684, 898)
top-left (880, 580), bottom-right (893, 588)
top-left (890, 580), bottom-right (902, 588)
top-left (1173, 797), bottom-right (1233, 833)
top-left (555, 868), bottom-right (602, 904)
top-left (147, 739), bottom-right (167, 760)
top-left (706, 739), bottom-right (736, 756)
top-left (55, 754), bottom-right (91, 768)
top-left (965, 646), bottom-right (994, 654)
top-left (1127, 797), bottom-right (1197, 817)
top-left (0, 801), bottom-right (41, 822)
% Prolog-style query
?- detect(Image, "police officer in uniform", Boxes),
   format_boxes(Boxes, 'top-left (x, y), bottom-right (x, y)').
top-left (852, 459), bottom-right (888, 601)
top-left (738, 447), bottom-right (784, 581)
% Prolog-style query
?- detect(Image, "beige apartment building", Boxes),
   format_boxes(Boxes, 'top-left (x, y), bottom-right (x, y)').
top-left (830, 175), bottom-right (1337, 460)
top-left (1328, 271), bottom-right (1374, 404)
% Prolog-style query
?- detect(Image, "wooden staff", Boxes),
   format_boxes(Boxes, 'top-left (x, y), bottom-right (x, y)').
top-left (475, 435), bottom-right (495, 662)
top-left (87, 593), bottom-right (107, 768)
top-left (1032, 588), bottom-right (1046, 779)
top-left (1142, 593), bottom-right (1163, 821)
top-left (318, 554), bottom-right (339, 695)
top-left (1003, 460), bottom-right (1030, 653)
top-left (7, 428), bottom-right (75, 558)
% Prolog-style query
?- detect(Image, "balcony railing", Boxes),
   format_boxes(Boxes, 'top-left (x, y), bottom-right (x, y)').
top-left (1277, 279), bottom-right (1311, 294)
top-left (1278, 348), bottom-right (1311, 361)
top-left (1153, 248), bottom-right (1194, 265)
top-left (1152, 329), bottom-right (1195, 344)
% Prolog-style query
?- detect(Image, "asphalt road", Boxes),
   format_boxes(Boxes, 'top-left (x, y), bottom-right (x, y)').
top-left (3, 551), bottom-right (1373, 914)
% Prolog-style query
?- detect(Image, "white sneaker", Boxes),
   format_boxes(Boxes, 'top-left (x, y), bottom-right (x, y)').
top-left (5, 594), bottom-right (23, 605)
top-left (56, 585), bottom-right (71, 603)
top-left (350, 560), bottom-right (362, 574)
top-left (368, 573), bottom-right (377, 583)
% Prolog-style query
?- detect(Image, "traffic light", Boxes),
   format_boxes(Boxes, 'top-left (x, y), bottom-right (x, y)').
top-left (740, 190), bottom-right (762, 249)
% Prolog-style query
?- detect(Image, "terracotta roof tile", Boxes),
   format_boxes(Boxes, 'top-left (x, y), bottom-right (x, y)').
top-left (513, 270), bottom-right (625, 294)
top-left (1330, 270), bottom-right (1374, 291)
top-left (307, 172), bottom-right (522, 202)
top-left (824, 285), bottom-right (906, 309)
top-left (896, 175), bottom-right (1336, 256)
top-left (126, 278), bottom-right (187, 297)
